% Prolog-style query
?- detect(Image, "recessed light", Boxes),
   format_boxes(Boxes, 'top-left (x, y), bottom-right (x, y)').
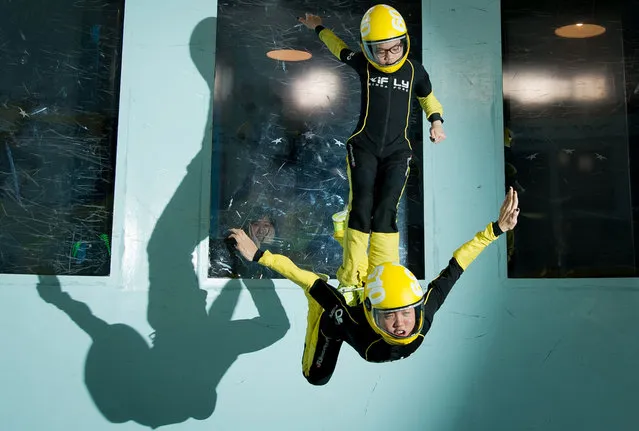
top-left (266, 49), bottom-right (312, 61)
top-left (555, 23), bottom-right (606, 38)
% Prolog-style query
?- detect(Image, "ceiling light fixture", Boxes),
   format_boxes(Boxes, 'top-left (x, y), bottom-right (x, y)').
top-left (266, 49), bottom-right (312, 61)
top-left (555, 23), bottom-right (606, 38)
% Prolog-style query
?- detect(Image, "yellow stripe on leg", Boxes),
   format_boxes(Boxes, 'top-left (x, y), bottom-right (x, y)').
top-left (368, 231), bottom-right (400, 275)
top-left (337, 228), bottom-right (369, 287)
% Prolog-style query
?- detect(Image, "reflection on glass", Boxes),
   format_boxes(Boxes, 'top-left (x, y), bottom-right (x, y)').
top-left (0, 0), bottom-right (123, 275)
top-left (209, 0), bottom-right (425, 279)
top-left (502, 0), bottom-right (638, 277)
top-left (292, 69), bottom-right (341, 110)
top-left (503, 69), bottom-right (609, 104)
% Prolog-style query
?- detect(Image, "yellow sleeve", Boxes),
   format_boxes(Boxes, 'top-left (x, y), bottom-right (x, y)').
top-left (318, 28), bottom-right (350, 60)
top-left (452, 223), bottom-right (499, 271)
top-left (257, 250), bottom-right (320, 292)
top-left (417, 93), bottom-right (444, 122)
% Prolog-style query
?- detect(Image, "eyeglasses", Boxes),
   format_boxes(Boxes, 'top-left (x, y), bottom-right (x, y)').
top-left (374, 43), bottom-right (403, 57)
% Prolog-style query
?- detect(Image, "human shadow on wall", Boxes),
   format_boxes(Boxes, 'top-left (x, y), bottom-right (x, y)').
top-left (36, 276), bottom-right (287, 428)
top-left (35, 17), bottom-right (290, 428)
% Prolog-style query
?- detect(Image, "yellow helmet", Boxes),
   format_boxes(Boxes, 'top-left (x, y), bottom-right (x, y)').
top-left (364, 262), bottom-right (424, 345)
top-left (359, 4), bottom-right (411, 73)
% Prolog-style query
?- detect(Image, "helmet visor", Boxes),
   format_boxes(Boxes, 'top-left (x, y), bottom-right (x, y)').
top-left (362, 35), bottom-right (407, 68)
top-left (372, 299), bottom-right (423, 340)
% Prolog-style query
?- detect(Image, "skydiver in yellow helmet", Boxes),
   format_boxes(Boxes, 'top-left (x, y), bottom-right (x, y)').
top-left (299, 7), bottom-right (447, 304)
top-left (228, 188), bottom-right (519, 385)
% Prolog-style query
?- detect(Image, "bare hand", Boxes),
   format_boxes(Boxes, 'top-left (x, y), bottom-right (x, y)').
top-left (429, 121), bottom-right (446, 143)
top-left (228, 228), bottom-right (259, 261)
top-left (298, 13), bottom-right (322, 30)
top-left (497, 187), bottom-right (519, 232)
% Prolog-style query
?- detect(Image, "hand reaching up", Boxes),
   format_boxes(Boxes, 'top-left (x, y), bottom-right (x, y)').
top-left (497, 187), bottom-right (519, 232)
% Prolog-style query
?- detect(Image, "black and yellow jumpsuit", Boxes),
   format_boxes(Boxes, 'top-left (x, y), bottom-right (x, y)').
top-left (252, 221), bottom-right (503, 385)
top-left (314, 25), bottom-right (445, 287)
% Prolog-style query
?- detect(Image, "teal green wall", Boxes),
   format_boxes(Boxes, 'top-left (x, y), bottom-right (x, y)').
top-left (1, 1), bottom-right (638, 430)
top-left (422, 2), bottom-right (639, 430)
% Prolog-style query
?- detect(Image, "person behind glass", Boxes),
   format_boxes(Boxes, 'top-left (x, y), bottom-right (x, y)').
top-left (249, 214), bottom-right (276, 249)
top-left (227, 189), bottom-right (519, 386)
top-left (298, 5), bottom-right (447, 301)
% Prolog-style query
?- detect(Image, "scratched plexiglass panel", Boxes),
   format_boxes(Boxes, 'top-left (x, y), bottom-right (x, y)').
top-left (0, 0), bottom-right (123, 275)
top-left (209, 1), bottom-right (425, 279)
top-left (502, 0), bottom-right (639, 277)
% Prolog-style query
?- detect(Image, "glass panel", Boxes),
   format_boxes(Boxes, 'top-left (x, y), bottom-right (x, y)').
top-left (0, 0), bottom-right (124, 275)
top-left (209, 1), bottom-right (425, 279)
top-left (502, 0), bottom-right (638, 277)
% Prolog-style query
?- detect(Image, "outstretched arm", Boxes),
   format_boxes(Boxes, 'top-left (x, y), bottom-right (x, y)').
top-left (36, 275), bottom-right (110, 338)
top-left (453, 187), bottom-right (519, 270)
top-left (210, 279), bottom-right (290, 354)
top-left (228, 228), bottom-right (320, 292)
top-left (422, 188), bottom-right (520, 326)
top-left (298, 13), bottom-right (366, 71)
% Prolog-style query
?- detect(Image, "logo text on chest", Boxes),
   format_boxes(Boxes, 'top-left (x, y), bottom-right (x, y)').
top-left (369, 77), bottom-right (410, 92)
